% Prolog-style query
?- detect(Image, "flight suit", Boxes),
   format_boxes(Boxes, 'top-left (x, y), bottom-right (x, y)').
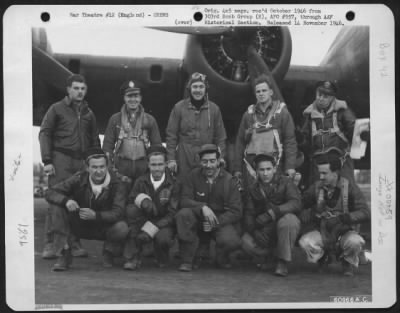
top-left (166, 98), bottom-right (227, 180)
top-left (103, 104), bottom-right (162, 184)
top-left (300, 99), bottom-right (356, 186)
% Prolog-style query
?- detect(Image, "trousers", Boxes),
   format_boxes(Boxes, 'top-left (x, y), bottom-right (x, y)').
top-left (299, 230), bottom-right (365, 266)
top-left (123, 204), bottom-right (175, 262)
top-left (52, 204), bottom-right (128, 255)
top-left (175, 207), bottom-right (241, 263)
top-left (44, 151), bottom-right (85, 246)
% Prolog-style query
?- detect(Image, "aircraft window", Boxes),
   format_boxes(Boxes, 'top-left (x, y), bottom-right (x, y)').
top-left (150, 65), bottom-right (163, 82)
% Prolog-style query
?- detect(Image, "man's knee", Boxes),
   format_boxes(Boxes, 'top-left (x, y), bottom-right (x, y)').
top-left (277, 213), bottom-right (300, 228)
top-left (175, 208), bottom-right (197, 229)
top-left (107, 221), bottom-right (129, 241)
top-left (155, 228), bottom-right (174, 247)
top-left (341, 231), bottom-right (365, 252)
top-left (299, 230), bottom-right (322, 249)
top-left (216, 224), bottom-right (241, 250)
top-left (277, 213), bottom-right (301, 232)
top-left (176, 208), bottom-right (198, 242)
top-left (126, 204), bottom-right (142, 220)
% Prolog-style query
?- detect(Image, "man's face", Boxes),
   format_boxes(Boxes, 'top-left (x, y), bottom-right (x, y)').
top-left (256, 160), bottom-right (276, 184)
top-left (255, 82), bottom-right (273, 104)
top-left (317, 163), bottom-right (338, 187)
top-left (148, 154), bottom-right (166, 181)
top-left (190, 82), bottom-right (206, 101)
top-left (87, 157), bottom-right (108, 184)
top-left (200, 152), bottom-right (220, 178)
top-left (124, 92), bottom-right (142, 110)
top-left (67, 81), bottom-right (87, 102)
top-left (315, 90), bottom-right (334, 110)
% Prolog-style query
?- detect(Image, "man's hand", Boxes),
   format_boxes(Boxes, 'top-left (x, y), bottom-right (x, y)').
top-left (167, 160), bottom-right (178, 173)
top-left (141, 199), bottom-right (158, 216)
top-left (44, 164), bottom-right (55, 176)
top-left (255, 212), bottom-right (273, 227)
top-left (79, 207), bottom-right (96, 220)
top-left (233, 171), bottom-right (243, 190)
top-left (201, 205), bottom-right (219, 228)
top-left (65, 200), bottom-right (80, 212)
top-left (285, 168), bottom-right (296, 179)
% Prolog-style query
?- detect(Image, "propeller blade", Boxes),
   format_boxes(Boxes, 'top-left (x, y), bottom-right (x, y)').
top-left (247, 45), bottom-right (284, 102)
top-left (148, 26), bottom-right (231, 35)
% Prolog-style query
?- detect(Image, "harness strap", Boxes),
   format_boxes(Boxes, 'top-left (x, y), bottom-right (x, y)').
top-left (311, 112), bottom-right (349, 146)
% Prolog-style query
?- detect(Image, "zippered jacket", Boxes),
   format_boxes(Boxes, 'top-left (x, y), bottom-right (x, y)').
top-left (39, 96), bottom-right (100, 164)
top-left (46, 171), bottom-right (127, 223)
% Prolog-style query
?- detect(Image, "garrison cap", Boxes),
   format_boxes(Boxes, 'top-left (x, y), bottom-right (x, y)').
top-left (198, 144), bottom-right (220, 158)
top-left (84, 147), bottom-right (107, 163)
top-left (120, 80), bottom-right (142, 96)
top-left (147, 144), bottom-right (167, 157)
top-left (316, 81), bottom-right (337, 96)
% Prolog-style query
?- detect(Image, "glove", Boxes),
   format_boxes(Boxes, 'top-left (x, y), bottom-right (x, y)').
top-left (255, 212), bottom-right (273, 227)
top-left (299, 208), bottom-right (312, 224)
top-left (136, 231), bottom-right (152, 244)
top-left (141, 199), bottom-right (158, 216)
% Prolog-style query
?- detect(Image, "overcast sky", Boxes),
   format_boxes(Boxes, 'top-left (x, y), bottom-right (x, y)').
top-left (46, 26), bottom-right (340, 66)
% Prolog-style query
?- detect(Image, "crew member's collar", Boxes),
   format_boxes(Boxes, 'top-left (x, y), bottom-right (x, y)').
top-left (151, 172), bottom-right (166, 190)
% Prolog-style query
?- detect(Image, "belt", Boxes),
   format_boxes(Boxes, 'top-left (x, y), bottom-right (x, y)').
top-left (53, 147), bottom-right (82, 160)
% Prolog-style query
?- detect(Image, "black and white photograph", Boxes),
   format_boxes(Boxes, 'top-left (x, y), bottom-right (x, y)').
top-left (4, 4), bottom-right (396, 310)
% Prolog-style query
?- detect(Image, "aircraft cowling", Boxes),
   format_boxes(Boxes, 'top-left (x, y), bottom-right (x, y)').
top-left (183, 27), bottom-right (292, 93)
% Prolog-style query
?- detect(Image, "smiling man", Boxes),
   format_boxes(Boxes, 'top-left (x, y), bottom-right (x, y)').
top-left (103, 80), bottom-right (162, 185)
top-left (45, 147), bottom-right (129, 271)
top-left (166, 72), bottom-right (227, 180)
top-left (123, 145), bottom-right (180, 270)
top-left (175, 144), bottom-right (242, 272)
top-left (39, 74), bottom-right (101, 259)
top-left (234, 74), bottom-right (298, 194)
top-left (243, 154), bottom-right (301, 277)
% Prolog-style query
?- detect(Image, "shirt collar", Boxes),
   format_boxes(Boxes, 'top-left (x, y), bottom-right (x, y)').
top-left (151, 172), bottom-right (166, 190)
